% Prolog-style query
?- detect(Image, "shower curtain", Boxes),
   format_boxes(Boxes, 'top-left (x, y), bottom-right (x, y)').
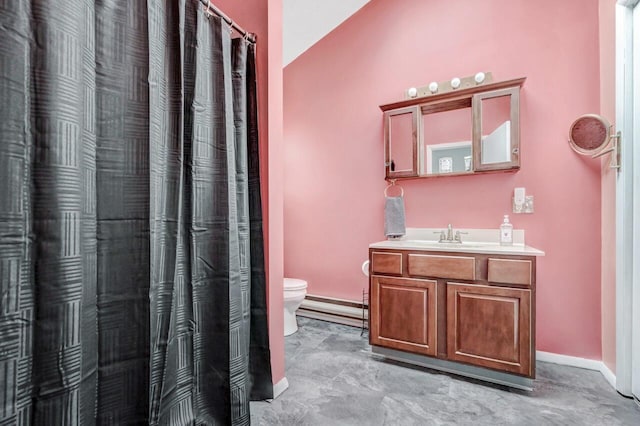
top-left (0, 0), bottom-right (272, 424)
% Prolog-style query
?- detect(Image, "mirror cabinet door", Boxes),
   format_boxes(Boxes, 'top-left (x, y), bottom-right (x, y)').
top-left (422, 101), bottom-right (473, 176)
top-left (385, 106), bottom-right (419, 178)
top-left (473, 87), bottom-right (520, 171)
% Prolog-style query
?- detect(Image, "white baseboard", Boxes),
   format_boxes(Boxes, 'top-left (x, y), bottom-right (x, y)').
top-left (271, 377), bottom-right (289, 400)
top-left (536, 351), bottom-right (616, 390)
top-left (536, 351), bottom-right (603, 370)
top-left (599, 363), bottom-right (617, 389)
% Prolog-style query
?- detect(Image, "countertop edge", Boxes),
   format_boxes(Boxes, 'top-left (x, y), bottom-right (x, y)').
top-left (368, 241), bottom-right (545, 256)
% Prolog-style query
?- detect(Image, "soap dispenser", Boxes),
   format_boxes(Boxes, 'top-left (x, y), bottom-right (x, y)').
top-left (500, 215), bottom-right (513, 246)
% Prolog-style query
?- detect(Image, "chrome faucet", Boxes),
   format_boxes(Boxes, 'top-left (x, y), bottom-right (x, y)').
top-left (446, 224), bottom-right (454, 241)
top-left (435, 224), bottom-right (466, 243)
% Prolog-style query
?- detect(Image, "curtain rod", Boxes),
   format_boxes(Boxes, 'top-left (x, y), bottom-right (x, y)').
top-left (198, 0), bottom-right (256, 43)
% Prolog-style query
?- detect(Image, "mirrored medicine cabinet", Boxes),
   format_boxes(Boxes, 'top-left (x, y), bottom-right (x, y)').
top-left (381, 77), bottom-right (525, 180)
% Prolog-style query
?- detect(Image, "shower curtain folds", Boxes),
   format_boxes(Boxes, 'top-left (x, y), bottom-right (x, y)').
top-left (0, 0), bottom-right (272, 424)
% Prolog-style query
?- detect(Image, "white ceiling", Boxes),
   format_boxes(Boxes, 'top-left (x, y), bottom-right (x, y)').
top-left (283, 0), bottom-right (371, 66)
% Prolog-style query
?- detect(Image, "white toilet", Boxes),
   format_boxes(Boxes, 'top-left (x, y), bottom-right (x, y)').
top-left (283, 278), bottom-right (307, 336)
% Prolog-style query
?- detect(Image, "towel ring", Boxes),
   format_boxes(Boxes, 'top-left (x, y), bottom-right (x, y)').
top-left (384, 181), bottom-right (404, 197)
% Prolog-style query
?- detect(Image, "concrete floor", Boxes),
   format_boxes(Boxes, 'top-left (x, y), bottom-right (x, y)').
top-left (251, 317), bottom-right (640, 425)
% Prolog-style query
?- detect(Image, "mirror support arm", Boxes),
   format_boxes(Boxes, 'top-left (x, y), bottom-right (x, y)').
top-left (591, 130), bottom-right (621, 170)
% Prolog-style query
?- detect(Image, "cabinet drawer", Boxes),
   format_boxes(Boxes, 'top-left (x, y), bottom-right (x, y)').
top-left (408, 254), bottom-right (475, 280)
top-left (371, 251), bottom-right (403, 275)
top-left (488, 258), bottom-right (532, 286)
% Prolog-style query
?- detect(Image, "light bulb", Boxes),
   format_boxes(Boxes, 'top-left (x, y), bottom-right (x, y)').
top-left (407, 87), bottom-right (418, 98)
top-left (451, 77), bottom-right (461, 89)
top-left (475, 72), bottom-right (486, 84)
top-left (428, 82), bottom-right (438, 93)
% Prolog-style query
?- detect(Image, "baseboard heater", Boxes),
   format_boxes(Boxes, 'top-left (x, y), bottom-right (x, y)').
top-left (297, 294), bottom-right (368, 329)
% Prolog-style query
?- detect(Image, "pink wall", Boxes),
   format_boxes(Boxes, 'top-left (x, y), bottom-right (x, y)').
top-left (599, 0), bottom-right (616, 373)
top-left (284, 0), bottom-right (603, 359)
top-left (215, 0), bottom-right (285, 384)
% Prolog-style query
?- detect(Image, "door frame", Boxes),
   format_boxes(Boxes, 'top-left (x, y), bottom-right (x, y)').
top-left (615, 0), bottom-right (639, 399)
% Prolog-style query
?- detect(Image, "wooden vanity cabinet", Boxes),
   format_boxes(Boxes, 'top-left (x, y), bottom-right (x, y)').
top-left (369, 249), bottom-right (536, 379)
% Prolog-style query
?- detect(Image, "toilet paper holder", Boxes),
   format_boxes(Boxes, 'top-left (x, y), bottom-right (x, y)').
top-left (361, 260), bottom-right (370, 277)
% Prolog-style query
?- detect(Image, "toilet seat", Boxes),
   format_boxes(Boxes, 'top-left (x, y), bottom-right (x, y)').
top-left (284, 278), bottom-right (307, 291)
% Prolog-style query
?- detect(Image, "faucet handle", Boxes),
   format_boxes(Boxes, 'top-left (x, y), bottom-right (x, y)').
top-left (454, 230), bottom-right (468, 242)
top-left (433, 230), bottom-right (446, 242)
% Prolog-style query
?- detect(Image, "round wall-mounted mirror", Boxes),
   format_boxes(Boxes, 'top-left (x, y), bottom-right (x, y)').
top-left (568, 114), bottom-right (611, 155)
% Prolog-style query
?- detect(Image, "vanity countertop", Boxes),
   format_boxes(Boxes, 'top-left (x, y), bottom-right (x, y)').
top-left (370, 228), bottom-right (545, 256)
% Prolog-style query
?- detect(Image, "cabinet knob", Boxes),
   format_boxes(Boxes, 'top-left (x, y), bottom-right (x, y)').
top-left (512, 148), bottom-right (519, 155)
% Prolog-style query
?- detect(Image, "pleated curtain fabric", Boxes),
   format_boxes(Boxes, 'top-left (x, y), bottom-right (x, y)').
top-left (0, 0), bottom-right (272, 424)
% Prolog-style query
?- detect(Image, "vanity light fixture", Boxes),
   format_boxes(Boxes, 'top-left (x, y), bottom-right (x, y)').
top-left (402, 72), bottom-right (493, 100)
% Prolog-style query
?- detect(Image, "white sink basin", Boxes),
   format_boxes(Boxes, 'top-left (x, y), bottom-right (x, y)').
top-left (401, 240), bottom-right (489, 249)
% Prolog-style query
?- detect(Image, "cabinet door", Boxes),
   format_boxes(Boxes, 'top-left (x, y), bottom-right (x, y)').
top-left (447, 283), bottom-right (532, 376)
top-left (370, 276), bottom-right (437, 356)
top-left (472, 87), bottom-right (520, 171)
top-left (385, 106), bottom-right (419, 179)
